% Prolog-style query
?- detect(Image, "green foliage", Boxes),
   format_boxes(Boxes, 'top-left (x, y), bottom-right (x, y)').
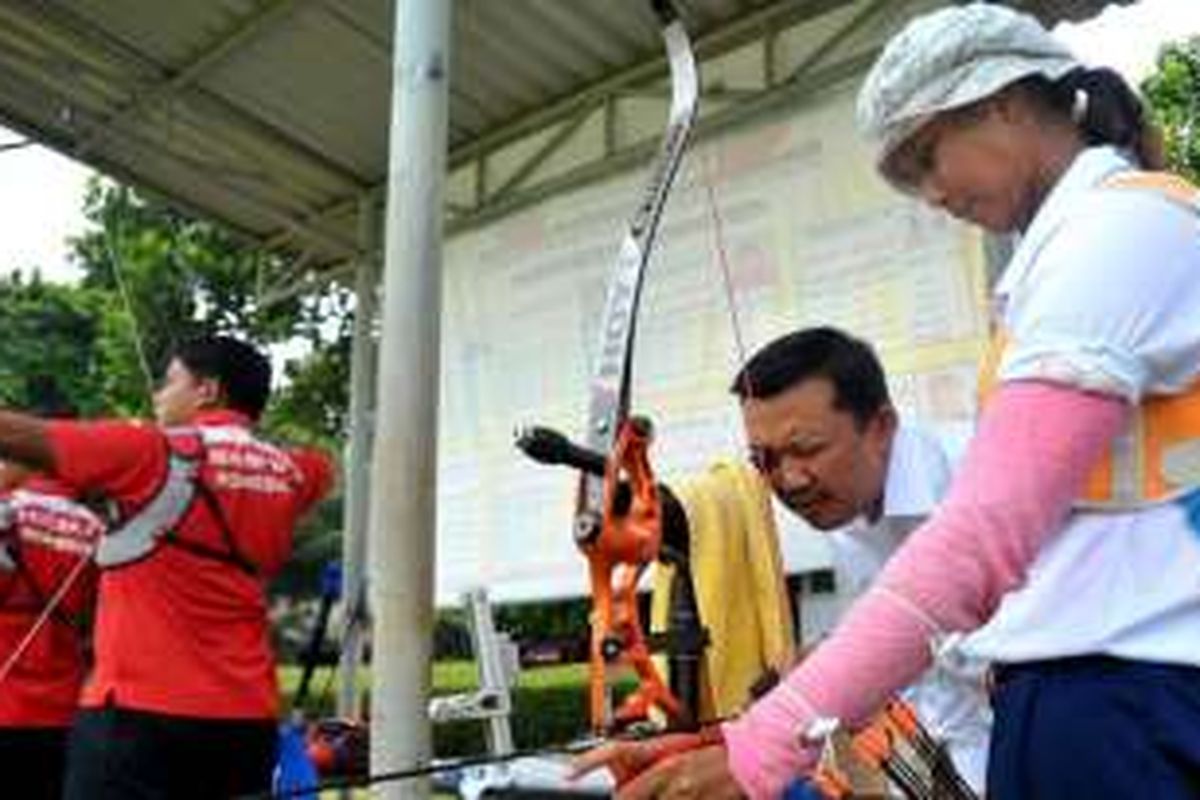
top-left (68, 178), bottom-right (337, 418)
top-left (435, 668), bottom-right (594, 756)
top-left (271, 497), bottom-right (345, 601)
top-left (1, 176), bottom-right (355, 427)
top-left (429, 599), bottom-right (591, 663)
top-left (432, 608), bottom-right (474, 660)
top-left (0, 272), bottom-right (106, 414)
top-left (279, 662), bottom-right (604, 757)
top-left (491, 599), bottom-right (591, 667)
top-left (263, 330), bottom-right (354, 447)
top-left (1142, 38), bottom-right (1200, 183)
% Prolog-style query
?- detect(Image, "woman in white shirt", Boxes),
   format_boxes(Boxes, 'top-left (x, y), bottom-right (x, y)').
top-left (575, 5), bottom-right (1200, 799)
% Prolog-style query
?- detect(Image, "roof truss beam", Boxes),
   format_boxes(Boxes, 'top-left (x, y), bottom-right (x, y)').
top-left (260, 0), bottom-right (867, 260)
top-left (0, 1), bottom-right (364, 189)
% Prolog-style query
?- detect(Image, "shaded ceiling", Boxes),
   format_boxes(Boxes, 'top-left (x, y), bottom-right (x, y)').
top-left (0, 0), bottom-right (1129, 296)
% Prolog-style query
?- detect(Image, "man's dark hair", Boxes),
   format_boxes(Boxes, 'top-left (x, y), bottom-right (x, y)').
top-left (173, 335), bottom-right (272, 421)
top-left (730, 326), bottom-right (891, 427)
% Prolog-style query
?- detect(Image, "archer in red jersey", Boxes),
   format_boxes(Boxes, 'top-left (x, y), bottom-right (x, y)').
top-left (0, 460), bottom-right (103, 800)
top-left (0, 336), bottom-right (332, 799)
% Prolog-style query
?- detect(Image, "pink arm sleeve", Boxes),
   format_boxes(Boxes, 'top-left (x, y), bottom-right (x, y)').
top-left (721, 381), bottom-right (1129, 798)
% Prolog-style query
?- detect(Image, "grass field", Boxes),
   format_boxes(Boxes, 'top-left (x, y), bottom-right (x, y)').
top-left (279, 659), bottom-right (592, 712)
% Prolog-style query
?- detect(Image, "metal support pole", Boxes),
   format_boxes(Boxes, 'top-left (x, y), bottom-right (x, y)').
top-left (337, 193), bottom-right (380, 722)
top-left (369, 0), bottom-right (451, 796)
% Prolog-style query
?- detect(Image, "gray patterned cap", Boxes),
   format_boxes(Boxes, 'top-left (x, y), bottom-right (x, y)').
top-left (857, 3), bottom-right (1080, 164)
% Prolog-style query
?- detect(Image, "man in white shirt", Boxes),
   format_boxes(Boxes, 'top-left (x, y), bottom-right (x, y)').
top-left (733, 326), bottom-right (991, 792)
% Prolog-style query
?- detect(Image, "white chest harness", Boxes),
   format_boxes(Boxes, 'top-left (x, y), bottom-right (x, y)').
top-left (96, 428), bottom-right (258, 576)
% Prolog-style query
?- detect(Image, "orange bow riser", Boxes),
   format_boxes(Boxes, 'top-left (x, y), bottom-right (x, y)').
top-left (580, 417), bottom-right (682, 733)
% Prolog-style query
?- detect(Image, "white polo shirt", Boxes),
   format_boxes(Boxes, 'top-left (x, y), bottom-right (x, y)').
top-left (963, 146), bottom-right (1200, 667)
top-left (829, 424), bottom-right (993, 792)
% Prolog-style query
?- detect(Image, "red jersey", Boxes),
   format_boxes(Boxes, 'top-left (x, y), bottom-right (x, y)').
top-left (0, 476), bottom-right (103, 727)
top-left (47, 410), bottom-right (332, 720)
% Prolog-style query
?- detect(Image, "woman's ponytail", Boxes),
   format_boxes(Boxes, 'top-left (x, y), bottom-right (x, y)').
top-left (1056, 67), bottom-right (1166, 169)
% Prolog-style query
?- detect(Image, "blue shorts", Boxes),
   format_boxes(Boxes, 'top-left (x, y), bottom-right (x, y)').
top-left (988, 656), bottom-right (1200, 800)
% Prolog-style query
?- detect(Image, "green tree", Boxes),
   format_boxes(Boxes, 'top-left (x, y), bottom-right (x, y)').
top-left (63, 178), bottom-right (356, 442)
top-left (0, 271), bottom-right (106, 415)
top-left (1142, 38), bottom-right (1200, 182)
top-left (70, 179), bottom-right (330, 417)
top-left (266, 341), bottom-right (351, 443)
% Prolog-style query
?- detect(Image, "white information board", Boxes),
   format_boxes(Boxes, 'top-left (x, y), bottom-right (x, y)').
top-left (437, 85), bottom-right (986, 604)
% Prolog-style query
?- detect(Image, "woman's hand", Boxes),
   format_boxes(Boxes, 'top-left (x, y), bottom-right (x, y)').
top-left (571, 734), bottom-right (746, 799)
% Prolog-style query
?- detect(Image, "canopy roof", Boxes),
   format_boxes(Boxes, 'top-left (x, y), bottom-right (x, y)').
top-left (0, 0), bottom-right (1127, 294)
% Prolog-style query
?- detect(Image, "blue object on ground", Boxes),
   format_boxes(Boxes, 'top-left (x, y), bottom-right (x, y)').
top-left (274, 721), bottom-right (319, 800)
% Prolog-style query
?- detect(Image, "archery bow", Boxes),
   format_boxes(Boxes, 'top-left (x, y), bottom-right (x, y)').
top-left (570, 0), bottom-right (699, 735)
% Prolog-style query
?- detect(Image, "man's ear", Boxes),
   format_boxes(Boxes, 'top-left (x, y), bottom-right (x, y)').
top-left (197, 377), bottom-right (224, 409)
top-left (872, 404), bottom-right (898, 443)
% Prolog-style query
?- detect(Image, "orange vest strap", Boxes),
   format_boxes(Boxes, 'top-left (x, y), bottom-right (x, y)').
top-left (980, 168), bottom-right (1200, 508)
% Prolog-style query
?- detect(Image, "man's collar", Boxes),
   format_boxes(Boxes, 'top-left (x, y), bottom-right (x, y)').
top-left (188, 409), bottom-right (253, 428)
top-left (879, 424), bottom-right (950, 519)
top-left (20, 474), bottom-right (75, 498)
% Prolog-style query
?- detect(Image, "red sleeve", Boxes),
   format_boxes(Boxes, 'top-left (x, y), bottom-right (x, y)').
top-left (46, 419), bottom-right (168, 509)
top-left (287, 447), bottom-right (334, 515)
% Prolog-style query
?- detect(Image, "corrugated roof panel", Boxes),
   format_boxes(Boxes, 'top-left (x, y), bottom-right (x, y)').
top-left (475, 4), bottom-right (598, 88)
top-left (453, 30), bottom-right (543, 115)
top-left (523, 0), bottom-right (631, 73)
top-left (568, 0), bottom-right (661, 60)
top-left (458, 15), bottom-right (561, 105)
top-left (203, 3), bottom-right (391, 181)
top-left (68, 0), bottom-right (268, 74)
top-left (450, 1), bottom-right (643, 143)
top-left (322, 0), bottom-right (393, 53)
